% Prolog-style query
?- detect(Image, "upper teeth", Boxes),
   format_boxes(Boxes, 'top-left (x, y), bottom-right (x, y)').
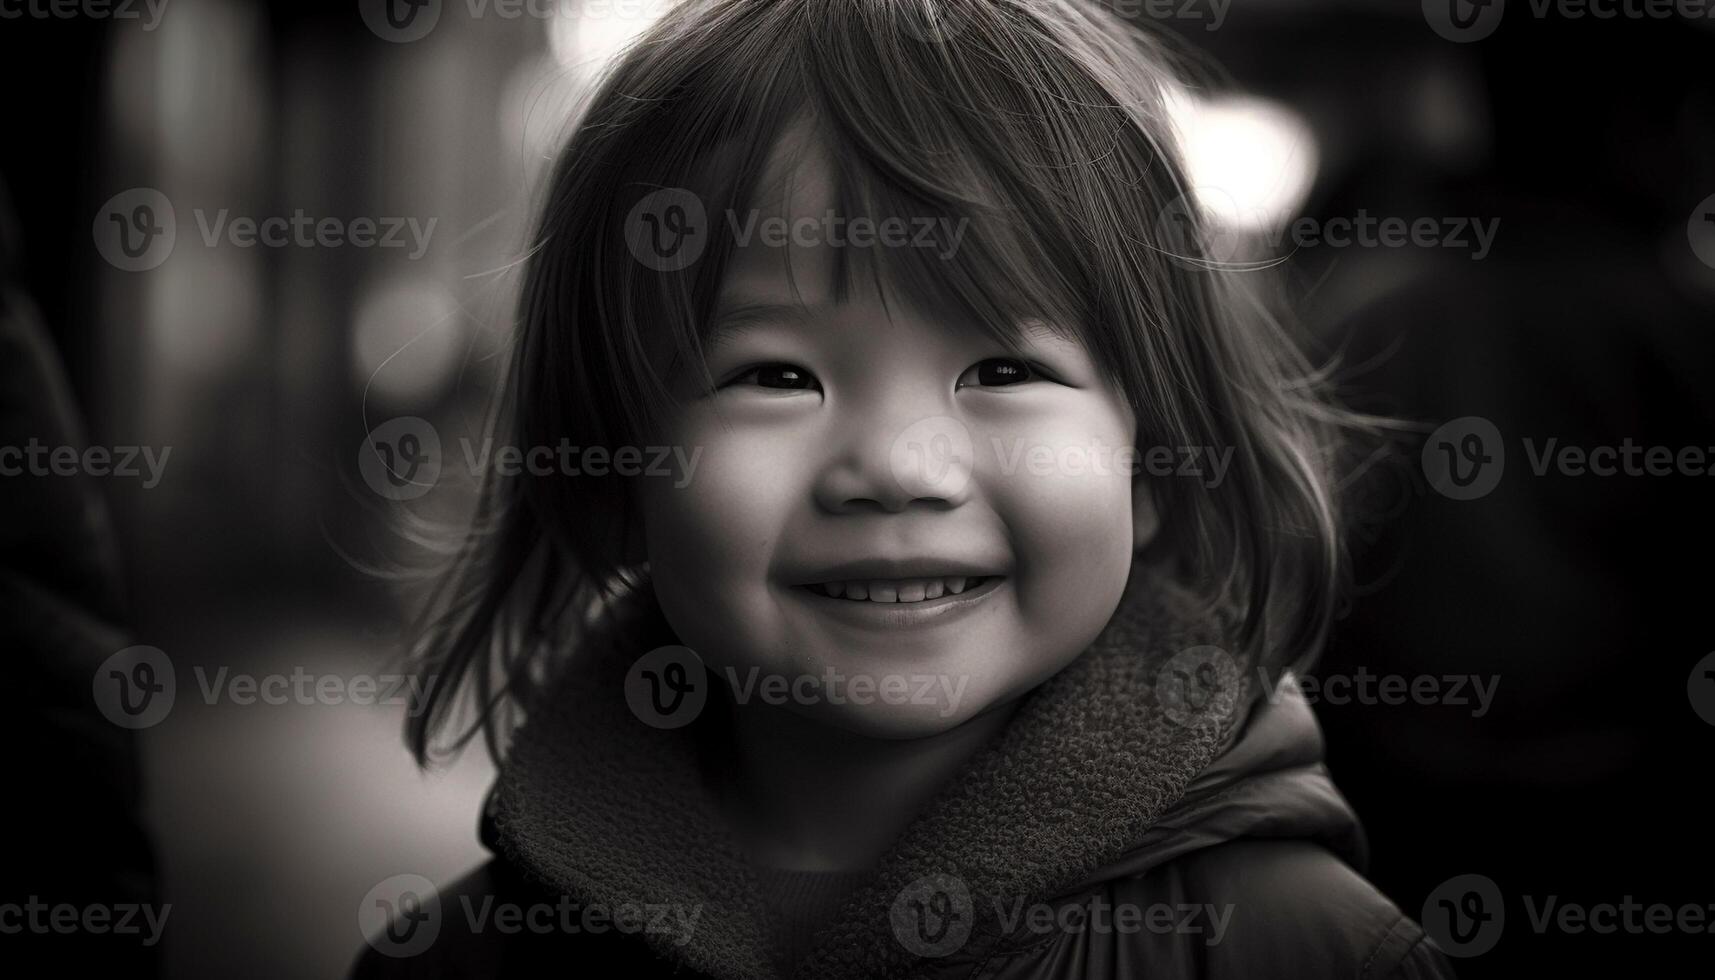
top-left (812, 577), bottom-right (985, 602)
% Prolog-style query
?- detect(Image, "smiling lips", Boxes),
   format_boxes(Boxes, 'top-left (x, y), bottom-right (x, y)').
top-left (804, 576), bottom-right (995, 603)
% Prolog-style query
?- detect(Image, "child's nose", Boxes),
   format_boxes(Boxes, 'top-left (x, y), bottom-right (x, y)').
top-left (811, 412), bottom-right (976, 515)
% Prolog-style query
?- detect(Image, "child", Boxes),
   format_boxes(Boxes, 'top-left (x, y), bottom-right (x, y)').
top-left (356, 1), bottom-right (1454, 977)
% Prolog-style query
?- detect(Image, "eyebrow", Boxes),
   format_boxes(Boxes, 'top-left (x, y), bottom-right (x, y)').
top-left (704, 299), bottom-right (816, 349)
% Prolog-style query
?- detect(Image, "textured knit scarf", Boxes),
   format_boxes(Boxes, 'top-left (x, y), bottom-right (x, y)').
top-left (490, 564), bottom-right (1256, 980)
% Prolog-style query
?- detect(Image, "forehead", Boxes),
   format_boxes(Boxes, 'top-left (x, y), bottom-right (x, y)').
top-left (701, 116), bottom-right (1083, 356)
top-left (717, 121), bottom-right (848, 307)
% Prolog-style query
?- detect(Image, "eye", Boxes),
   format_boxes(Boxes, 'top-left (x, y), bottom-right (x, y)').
top-left (958, 358), bottom-right (1037, 389)
top-left (728, 362), bottom-right (821, 392)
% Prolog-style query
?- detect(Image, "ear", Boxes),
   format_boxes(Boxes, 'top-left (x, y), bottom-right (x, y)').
top-left (1132, 478), bottom-right (1161, 554)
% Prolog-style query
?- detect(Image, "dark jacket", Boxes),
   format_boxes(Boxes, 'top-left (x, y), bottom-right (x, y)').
top-left (353, 570), bottom-right (1454, 980)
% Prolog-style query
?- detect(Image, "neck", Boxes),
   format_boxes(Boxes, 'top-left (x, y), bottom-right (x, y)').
top-left (718, 701), bottom-right (1018, 873)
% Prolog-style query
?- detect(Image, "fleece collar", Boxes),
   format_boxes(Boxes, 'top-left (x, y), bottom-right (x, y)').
top-left (489, 565), bottom-right (1348, 980)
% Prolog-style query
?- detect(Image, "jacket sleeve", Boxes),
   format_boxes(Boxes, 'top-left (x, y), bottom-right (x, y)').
top-left (1362, 913), bottom-right (1458, 980)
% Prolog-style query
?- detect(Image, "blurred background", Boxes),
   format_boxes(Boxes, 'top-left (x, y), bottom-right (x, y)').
top-left (2, 1), bottom-right (1712, 977)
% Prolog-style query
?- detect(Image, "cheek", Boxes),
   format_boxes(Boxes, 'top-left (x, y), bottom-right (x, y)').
top-left (976, 396), bottom-right (1138, 626)
top-left (637, 411), bottom-right (807, 650)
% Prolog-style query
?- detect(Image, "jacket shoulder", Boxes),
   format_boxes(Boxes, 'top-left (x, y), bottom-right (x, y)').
top-left (1139, 838), bottom-right (1457, 979)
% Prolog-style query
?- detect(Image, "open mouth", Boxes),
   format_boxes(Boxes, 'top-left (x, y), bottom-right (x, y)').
top-left (796, 576), bottom-right (1001, 604)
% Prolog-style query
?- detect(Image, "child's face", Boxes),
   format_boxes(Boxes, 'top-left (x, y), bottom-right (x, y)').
top-left (637, 135), bottom-right (1154, 738)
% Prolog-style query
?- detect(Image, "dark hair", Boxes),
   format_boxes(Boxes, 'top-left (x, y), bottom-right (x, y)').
top-left (404, 0), bottom-right (1370, 766)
